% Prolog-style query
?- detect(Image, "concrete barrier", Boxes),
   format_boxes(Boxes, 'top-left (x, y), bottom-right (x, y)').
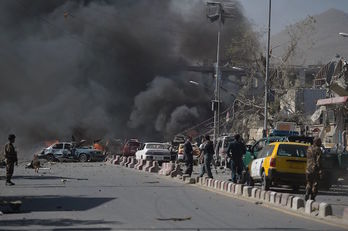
top-left (136, 159), bottom-right (146, 170)
top-left (143, 160), bottom-right (153, 172)
top-left (235, 184), bottom-right (243, 195)
top-left (265, 191), bottom-right (271, 202)
top-left (126, 157), bottom-right (137, 168)
top-left (170, 163), bottom-right (183, 177)
top-left (243, 186), bottom-right (252, 197)
top-left (260, 190), bottom-right (266, 201)
top-left (319, 202), bottom-right (332, 217)
top-left (292, 197), bottom-right (305, 210)
top-left (124, 157), bottom-right (132, 167)
top-left (251, 188), bottom-right (258, 198)
top-left (112, 155), bottom-right (121, 165)
top-left (281, 193), bottom-right (290, 207)
top-left (149, 161), bottom-right (160, 173)
top-left (119, 156), bottom-right (127, 166)
top-left (270, 192), bottom-right (277, 204)
top-left (185, 177), bottom-right (196, 184)
top-left (275, 193), bottom-right (282, 205)
top-left (305, 200), bottom-right (314, 214)
top-left (227, 182), bottom-right (233, 193)
top-left (286, 196), bottom-right (294, 209)
top-left (182, 174), bottom-right (190, 181)
top-left (159, 162), bottom-right (175, 176)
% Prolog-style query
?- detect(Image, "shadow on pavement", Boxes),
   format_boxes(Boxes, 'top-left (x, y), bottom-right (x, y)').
top-left (0, 195), bottom-right (115, 213)
top-left (0, 218), bottom-right (119, 227)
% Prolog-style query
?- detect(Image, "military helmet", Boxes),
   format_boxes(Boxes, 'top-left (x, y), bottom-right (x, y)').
top-left (8, 134), bottom-right (16, 140)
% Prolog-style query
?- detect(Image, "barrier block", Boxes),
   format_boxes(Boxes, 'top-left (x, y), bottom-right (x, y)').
top-left (265, 191), bottom-right (271, 202)
top-left (260, 190), bottom-right (266, 201)
top-left (182, 174), bottom-right (190, 181)
top-left (185, 177), bottom-right (196, 184)
top-left (305, 200), bottom-right (314, 214)
top-left (251, 188), bottom-right (258, 198)
top-left (227, 182), bottom-right (233, 193)
top-left (281, 193), bottom-right (290, 207)
top-left (319, 203), bottom-right (332, 217)
top-left (270, 192), bottom-right (277, 204)
top-left (149, 161), bottom-right (160, 173)
top-left (242, 186), bottom-right (252, 197)
top-left (235, 184), bottom-right (243, 195)
top-left (292, 197), bottom-right (305, 210)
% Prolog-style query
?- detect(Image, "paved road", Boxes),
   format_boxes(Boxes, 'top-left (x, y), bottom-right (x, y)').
top-left (190, 164), bottom-right (348, 218)
top-left (0, 162), bottom-right (346, 230)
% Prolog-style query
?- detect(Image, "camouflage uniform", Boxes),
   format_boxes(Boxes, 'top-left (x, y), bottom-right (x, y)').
top-left (5, 141), bottom-right (17, 184)
top-left (305, 138), bottom-right (322, 201)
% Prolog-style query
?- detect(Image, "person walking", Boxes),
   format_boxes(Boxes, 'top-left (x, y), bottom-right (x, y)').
top-left (183, 136), bottom-right (193, 177)
top-left (227, 134), bottom-right (246, 183)
top-left (199, 135), bottom-right (214, 179)
top-left (305, 137), bottom-right (323, 201)
top-left (4, 134), bottom-right (18, 186)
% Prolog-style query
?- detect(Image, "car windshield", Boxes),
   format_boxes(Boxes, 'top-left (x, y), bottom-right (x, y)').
top-left (146, 144), bottom-right (167, 149)
top-left (277, 144), bottom-right (308, 158)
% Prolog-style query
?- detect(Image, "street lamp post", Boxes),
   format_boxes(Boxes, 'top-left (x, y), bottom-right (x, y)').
top-left (263, 0), bottom-right (272, 138)
top-left (207, 1), bottom-right (223, 146)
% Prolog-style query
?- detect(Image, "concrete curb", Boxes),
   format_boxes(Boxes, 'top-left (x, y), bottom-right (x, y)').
top-left (108, 161), bottom-right (347, 226)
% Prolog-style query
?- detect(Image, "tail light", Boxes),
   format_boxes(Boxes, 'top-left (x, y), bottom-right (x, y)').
top-left (270, 158), bottom-right (276, 167)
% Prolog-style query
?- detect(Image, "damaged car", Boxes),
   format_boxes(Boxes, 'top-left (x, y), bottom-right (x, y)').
top-left (38, 142), bottom-right (104, 162)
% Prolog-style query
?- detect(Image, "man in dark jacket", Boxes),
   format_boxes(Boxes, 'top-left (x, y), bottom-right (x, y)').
top-left (4, 134), bottom-right (18, 186)
top-left (183, 136), bottom-right (193, 176)
top-left (199, 135), bottom-right (214, 178)
top-left (227, 134), bottom-right (246, 183)
top-left (305, 137), bottom-right (322, 201)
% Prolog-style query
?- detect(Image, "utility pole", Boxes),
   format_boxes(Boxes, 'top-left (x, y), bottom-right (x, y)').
top-left (207, 1), bottom-right (223, 146)
top-left (263, 0), bottom-right (271, 138)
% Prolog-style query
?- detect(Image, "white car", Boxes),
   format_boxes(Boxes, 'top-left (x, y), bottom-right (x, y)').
top-left (135, 143), bottom-right (171, 163)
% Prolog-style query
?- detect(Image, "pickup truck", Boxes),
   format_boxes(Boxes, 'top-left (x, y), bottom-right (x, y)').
top-left (38, 142), bottom-right (105, 162)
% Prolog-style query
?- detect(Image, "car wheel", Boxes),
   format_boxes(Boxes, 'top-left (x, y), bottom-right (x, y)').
top-left (261, 171), bottom-right (270, 191)
top-left (47, 154), bottom-right (55, 162)
top-left (79, 154), bottom-right (88, 162)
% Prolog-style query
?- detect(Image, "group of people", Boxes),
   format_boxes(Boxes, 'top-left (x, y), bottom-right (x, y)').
top-left (182, 134), bottom-right (323, 201)
top-left (182, 134), bottom-right (246, 183)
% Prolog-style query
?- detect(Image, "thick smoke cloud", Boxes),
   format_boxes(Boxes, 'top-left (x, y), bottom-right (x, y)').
top-left (0, 0), bottom-right (252, 156)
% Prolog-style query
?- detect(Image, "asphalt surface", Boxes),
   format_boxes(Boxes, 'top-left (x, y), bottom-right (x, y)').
top-left (192, 164), bottom-right (348, 218)
top-left (0, 162), bottom-right (347, 231)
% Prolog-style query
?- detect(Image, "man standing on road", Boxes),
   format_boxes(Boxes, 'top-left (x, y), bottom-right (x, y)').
top-left (227, 134), bottom-right (246, 183)
top-left (199, 135), bottom-right (214, 179)
top-left (305, 137), bottom-right (323, 201)
top-left (183, 136), bottom-right (193, 177)
top-left (4, 134), bottom-right (18, 186)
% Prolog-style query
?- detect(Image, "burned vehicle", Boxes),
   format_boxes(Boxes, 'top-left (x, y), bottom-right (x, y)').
top-left (38, 142), bottom-right (104, 162)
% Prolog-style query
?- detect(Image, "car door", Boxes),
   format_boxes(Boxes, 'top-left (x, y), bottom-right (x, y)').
top-left (52, 143), bottom-right (64, 157)
top-left (250, 145), bottom-right (275, 179)
top-left (63, 143), bottom-right (73, 159)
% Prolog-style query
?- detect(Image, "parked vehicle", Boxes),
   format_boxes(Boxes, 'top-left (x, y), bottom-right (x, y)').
top-left (122, 139), bottom-right (141, 156)
top-left (248, 142), bottom-right (309, 191)
top-left (135, 142), bottom-right (171, 164)
top-left (215, 135), bottom-right (235, 167)
top-left (38, 142), bottom-right (104, 162)
top-left (177, 143), bottom-right (200, 163)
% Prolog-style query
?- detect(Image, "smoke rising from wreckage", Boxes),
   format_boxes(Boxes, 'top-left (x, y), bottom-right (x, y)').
top-left (0, 0), bottom-right (255, 157)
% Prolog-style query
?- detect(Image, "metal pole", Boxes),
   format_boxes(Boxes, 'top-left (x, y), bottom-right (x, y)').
top-left (263, 0), bottom-right (271, 138)
top-left (213, 3), bottom-right (222, 146)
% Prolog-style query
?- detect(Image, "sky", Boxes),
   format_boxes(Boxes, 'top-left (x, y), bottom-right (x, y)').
top-left (240, 0), bottom-right (348, 34)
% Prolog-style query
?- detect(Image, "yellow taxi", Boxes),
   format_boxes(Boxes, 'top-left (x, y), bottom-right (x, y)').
top-left (248, 142), bottom-right (309, 190)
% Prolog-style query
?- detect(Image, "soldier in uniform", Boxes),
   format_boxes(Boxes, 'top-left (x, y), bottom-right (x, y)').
top-left (4, 134), bottom-right (18, 186)
top-left (305, 137), bottom-right (323, 201)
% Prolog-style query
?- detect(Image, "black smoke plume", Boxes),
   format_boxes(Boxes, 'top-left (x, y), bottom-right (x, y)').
top-left (0, 0), bottom-right (253, 156)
